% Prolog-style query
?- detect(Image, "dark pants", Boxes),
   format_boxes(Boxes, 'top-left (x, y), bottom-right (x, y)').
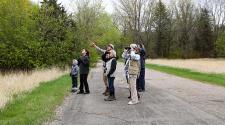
top-left (71, 75), bottom-right (78, 88)
top-left (108, 77), bottom-right (115, 96)
top-left (137, 68), bottom-right (145, 90)
top-left (79, 74), bottom-right (90, 93)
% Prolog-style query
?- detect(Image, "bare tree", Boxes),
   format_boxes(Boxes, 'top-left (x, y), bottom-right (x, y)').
top-left (113, 0), bottom-right (148, 43)
top-left (202, 0), bottom-right (225, 42)
top-left (170, 0), bottom-right (197, 58)
top-left (71, 0), bottom-right (104, 41)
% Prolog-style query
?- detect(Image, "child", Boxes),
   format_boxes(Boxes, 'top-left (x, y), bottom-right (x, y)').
top-left (70, 59), bottom-right (79, 93)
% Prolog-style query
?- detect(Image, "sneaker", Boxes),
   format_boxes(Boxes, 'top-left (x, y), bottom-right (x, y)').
top-left (102, 88), bottom-right (109, 96)
top-left (71, 89), bottom-right (77, 93)
top-left (138, 89), bottom-right (145, 92)
top-left (128, 101), bottom-right (140, 105)
top-left (84, 92), bottom-right (90, 94)
top-left (77, 91), bottom-right (84, 94)
top-left (104, 96), bottom-right (116, 101)
top-left (104, 91), bottom-right (110, 96)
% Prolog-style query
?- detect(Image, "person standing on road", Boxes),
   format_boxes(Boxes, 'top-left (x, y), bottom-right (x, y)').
top-left (137, 44), bottom-right (146, 92)
top-left (70, 59), bottom-right (79, 93)
top-left (91, 42), bottom-right (116, 96)
top-left (123, 44), bottom-right (141, 105)
top-left (104, 50), bottom-right (117, 101)
top-left (122, 47), bottom-right (131, 84)
top-left (77, 49), bottom-right (90, 94)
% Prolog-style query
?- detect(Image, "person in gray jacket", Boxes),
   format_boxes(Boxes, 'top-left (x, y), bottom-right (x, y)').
top-left (91, 42), bottom-right (116, 96)
top-left (70, 59), bottom-right (79, 93)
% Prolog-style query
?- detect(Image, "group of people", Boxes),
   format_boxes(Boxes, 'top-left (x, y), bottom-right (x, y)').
top-left (69, 42), bottom-right (146, 105)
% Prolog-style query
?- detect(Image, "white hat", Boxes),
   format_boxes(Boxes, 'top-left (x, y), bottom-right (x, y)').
top-left (73, 59), bottom-right (78, 65)
top-left (108, 44), bottom-right (114, 49)
top-left (130, 44), bottom-right (137, 49)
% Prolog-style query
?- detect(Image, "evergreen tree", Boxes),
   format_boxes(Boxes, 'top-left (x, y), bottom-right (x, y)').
top-left (152, 0), bottom-right (171, 57)
top-left (195, 8), bottom-right (214, 57)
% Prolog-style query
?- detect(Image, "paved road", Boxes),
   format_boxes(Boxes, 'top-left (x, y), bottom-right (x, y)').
top-left (46, 62), bottom-right (225, 125)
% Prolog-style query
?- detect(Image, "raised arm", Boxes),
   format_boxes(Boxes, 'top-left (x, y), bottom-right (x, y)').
top-left (91, 42), bottom-right (106, 53)
top-left (122, 50), bottom-right (130, 60)
top-left (130, 51), bottom-right (140, 61)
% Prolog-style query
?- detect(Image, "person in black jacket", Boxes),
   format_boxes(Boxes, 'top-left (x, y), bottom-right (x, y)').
top-left (137, 44), bottom-right (146, 92)
top-left (77, 49), bottom-right (90, 94)
top-left (104, 51), bottom-right (117, 101)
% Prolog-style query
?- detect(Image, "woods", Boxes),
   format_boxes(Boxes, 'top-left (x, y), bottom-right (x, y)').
top-left (114, 0), bottom-right (225, 58)
top-left (0, 0), bottom-right (121, 71)
top-left (0, 0), bottom-right (225, 71)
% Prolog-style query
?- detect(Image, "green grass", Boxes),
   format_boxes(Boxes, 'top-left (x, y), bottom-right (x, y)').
top-left (146, 64), bottom-right (225, 87)
top-left (0, 75), bottom-right (71, 125)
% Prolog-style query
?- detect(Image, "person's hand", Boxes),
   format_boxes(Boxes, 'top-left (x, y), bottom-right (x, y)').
top-left (90, 42), bottom-right (96, 47)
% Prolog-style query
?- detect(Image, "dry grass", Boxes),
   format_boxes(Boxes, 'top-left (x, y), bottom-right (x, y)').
top-left (0, 68), bottom-right (68, 109)
top-left (146, 58), bottom-right (225, 74)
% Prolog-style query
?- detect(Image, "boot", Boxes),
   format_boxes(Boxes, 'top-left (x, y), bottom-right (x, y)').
top-left (128, 90), bottom-right (131, 99)
top-left (104, 95), bottom-right (116, 101)
top-left (103, 87), bottom-right (109, 96)
top-left (137, 92), bottom-right (140, 99)
top-left (102, 87), bottom-right (107, 94)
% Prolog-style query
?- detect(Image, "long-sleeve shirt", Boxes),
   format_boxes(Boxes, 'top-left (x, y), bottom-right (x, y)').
top-left (71, 64), bottom-right (79, 77)
top-left (78, 55), bottom-right (90, 75)
top-left (122, 50), bottom-right (140, 61)
top-left (140, 48), bottom-right (146, 69)
top-left (122, 50), bottom-right (140, 76)
top-left (95, 46), bottom-right (106, 54)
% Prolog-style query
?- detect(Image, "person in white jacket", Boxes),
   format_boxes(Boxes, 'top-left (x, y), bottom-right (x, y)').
top-left (122, 44), bottom-right (141, 105)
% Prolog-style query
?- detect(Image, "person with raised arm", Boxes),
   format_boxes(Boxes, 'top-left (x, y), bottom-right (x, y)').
top-left (91, 42), bottom-right (116, 96)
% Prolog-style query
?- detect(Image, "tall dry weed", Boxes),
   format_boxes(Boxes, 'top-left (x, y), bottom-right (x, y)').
top-left (0, 68), bottom-right (68, 108)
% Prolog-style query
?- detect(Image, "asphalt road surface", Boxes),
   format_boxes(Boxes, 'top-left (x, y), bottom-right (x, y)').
top-left (45, 62), bottom-right (225, 125)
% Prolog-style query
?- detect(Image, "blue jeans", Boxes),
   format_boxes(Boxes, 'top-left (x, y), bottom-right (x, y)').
top-left (71, 75), bottom-right (77, 88)
top-left (108, 77), bottom-right (115, 96)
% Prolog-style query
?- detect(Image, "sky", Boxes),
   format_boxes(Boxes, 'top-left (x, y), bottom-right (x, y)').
top-left (30, 0), bottom-right (115, 14)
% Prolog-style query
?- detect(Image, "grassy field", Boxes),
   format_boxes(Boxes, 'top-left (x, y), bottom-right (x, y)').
top-left (0, 74), bottom-right (71, 125)
top-left (146, 64), bottom-right (225, 87)
top-left (0, 68), bottom-right (68, 109)
top-left (146, 59), bottom-right (225, 74)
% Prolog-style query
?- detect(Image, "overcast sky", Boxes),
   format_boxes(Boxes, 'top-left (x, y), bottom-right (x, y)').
top-left (30, 0), bottom-right (115, 14)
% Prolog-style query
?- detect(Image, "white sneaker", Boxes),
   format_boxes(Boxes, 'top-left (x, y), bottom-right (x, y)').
top-left (128, 101), bottom-right (140, 105)
top-left (72, 87), bottom-right (78, 90)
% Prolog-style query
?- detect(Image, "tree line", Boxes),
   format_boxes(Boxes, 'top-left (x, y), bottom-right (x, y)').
top-left (0, 0), bottom-right (121, 71)
top-left (114, 0), bottom-right (225, 58)
top-left (0, 0), bottom-right (225, 71)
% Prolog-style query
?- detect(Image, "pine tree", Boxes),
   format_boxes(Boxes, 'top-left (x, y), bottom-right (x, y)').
top-left (153, 0), bottom-right (171, 58)
top-left (195, 8), bottom-right (214, 57)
